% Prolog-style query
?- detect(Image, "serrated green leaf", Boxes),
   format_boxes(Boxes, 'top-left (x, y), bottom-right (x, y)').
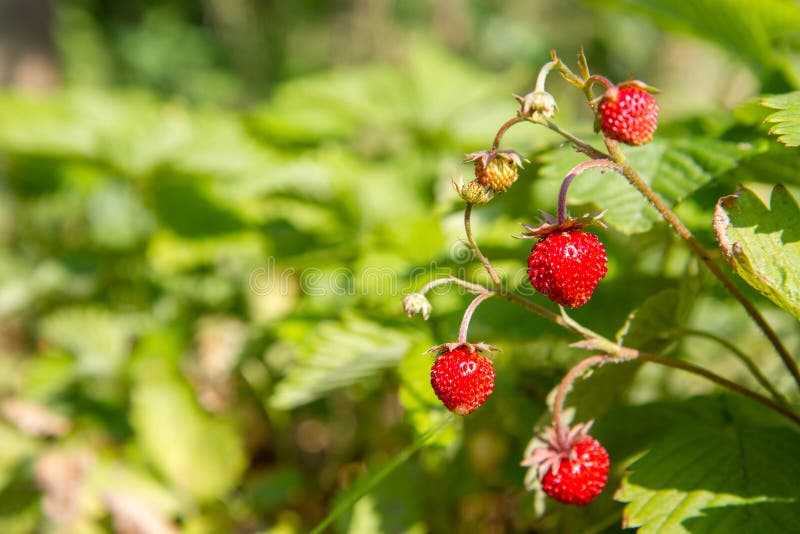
top-left (713, 185), bottom-right (800, 320)
top-left (617, 415), bottom-right (800, 532)
top-left (131, 378), bottom-right (246, 502)
top-left (762, 91), bottom-right (800, 147)
top-left (270, 317), bottom-right (413, 410)
top-left (536, 139), bottom-right (758, 234)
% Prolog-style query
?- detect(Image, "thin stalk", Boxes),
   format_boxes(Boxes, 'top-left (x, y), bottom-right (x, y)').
top-left (636, 352), bottom-right (800, 427)
top-left (310, 415), bottom-right (454, 534)
top-left (525, 116), bottom-right (608, 159)
top-left (608, 144), bottom-right (800, 390)
top-left (534, 60), bottom-right (559, 92)
top-left (458, 292), bottom-right (494, 344)
top-left (492, 117), bottom-right (524, 152)
top-left (557, 159), bottom-right (622, 223)
top-left (552, 354), bottom-right (609, 437)
top-left (463, 203), bottom-right (501, 286)
top-left (678, 328), bottom-right (788, 405)
top-left (418, 276), bottom-right (487, 296)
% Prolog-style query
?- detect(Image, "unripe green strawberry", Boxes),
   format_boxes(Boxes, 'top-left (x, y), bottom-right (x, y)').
top-left (596, 82), bottom-right (658, 146)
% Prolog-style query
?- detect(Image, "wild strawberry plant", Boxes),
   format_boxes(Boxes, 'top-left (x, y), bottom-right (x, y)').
top-left (400, 50), bottom-right (800, 530)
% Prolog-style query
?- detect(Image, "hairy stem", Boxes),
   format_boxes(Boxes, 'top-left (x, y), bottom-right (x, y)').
top-left (557, 159), bottom-right (622, 223)
top-left (458, 292), bottom-right (494, 344)
top-left (678, 328), bottom-right (789, 405)
top-left (607, 144), bottom-right (800, 390)
top-left (464, 203), bottom-right (501, 286)
top-left (525, 116), bottom-right (608, 159)
top-left (492, 117), bottom-right (524, 152)
top-left (418, 276), bottom-right (487, 296)
top-left (552, 354), bottom-right (610, 436)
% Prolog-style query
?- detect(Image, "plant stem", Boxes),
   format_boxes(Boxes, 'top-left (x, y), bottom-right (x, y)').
top-left (310, 415), bottom-right (454, 534)
top-left (534, 60), bottom-right (558, 92)
top-left (607, 143), bottom-right (800, 390)
top-left (463, 203), bottom-right (501, 286)
top-left (557, 159), bottom-right (622, 223)
top-left (492, 117), bottom-right (524, 152)
top-left (418, 276), bottom-right (487, 296)
top-left (458, 292), bottom-right (494, 344)
top-left (552, 354), bottom-right (609, 436)
top-left (635, 352), bottom-right (800, 426)
top-left (677, 328), bottom-right (789, 405)
top-left (525, 116), bottom-right (608, 159)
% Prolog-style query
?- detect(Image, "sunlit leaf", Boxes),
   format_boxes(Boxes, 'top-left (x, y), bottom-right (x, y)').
top-left (761, 91), bottom-right (800, 147)
top-left (131, 378), bottom-right (246, 502)
top-left (713, 185), bottom-right (800, 320)
top-left (270, 316), bottom-right (413, 410)
top-left (617, 398), bottom-right (800, 533)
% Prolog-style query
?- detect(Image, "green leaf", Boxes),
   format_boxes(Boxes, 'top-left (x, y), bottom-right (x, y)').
top-left (131, 378), bottom-right (246, 502)
top-left (713, 185), bottom-right (800, 320)
top-left (270, 316), bottom-right (413, 410)
top-left (38, 307), bottom-right (136, 377)
top-left (617, 405), bottom-right (800, 532)
top-left (535, 139), bottom-right (758, 234)
top-left (564, 286), bottom-right (694, 425)
top-left (585, 0), bottom-right (800, 78)
top-left (761, 91), bottom-right (800, 147)
top-left (397, 339), bottom-right (462, 449)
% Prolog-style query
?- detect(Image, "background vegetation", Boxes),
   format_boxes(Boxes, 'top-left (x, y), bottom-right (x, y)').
top-left (0, 1), bottom-right (799, 532)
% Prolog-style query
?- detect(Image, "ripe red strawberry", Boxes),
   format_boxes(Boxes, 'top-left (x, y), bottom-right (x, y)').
top-left (540, 436), bottom-right (609, 505)
top-left (521, 421), bottom-right (609, 506)
top-left (527, 230), bottom-right (608, 308)
top-left (597, 82), bottom-right (658, 146)
top-left (430, 345), bottom-right (495, 415)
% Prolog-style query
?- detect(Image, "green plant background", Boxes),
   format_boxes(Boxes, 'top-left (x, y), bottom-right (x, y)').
top-left (0, 1), bottom-right (799, 532)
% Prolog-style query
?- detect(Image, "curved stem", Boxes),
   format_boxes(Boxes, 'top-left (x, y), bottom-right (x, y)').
top-left (534, 60), bottom-right (558, 92)
top-left (552, 354), bottom-right (609, 437)
top-left (525, 116), bottom-right (608, 160)
top-left (492, 117), bottom-right (524, 152)
top-left (416, 276), bottom-right (489, 297)
top-left (458, 292), bottom-right (494, 344)
top-left (585, 74), bottom-right (614, 91)
top-left (636, 352), bottom-right (800, 427)
top-left (464, 203), bottom-right (501, 286)
top-left (557, 159), bottom-right (622, 223)
top-left (678, 328), bottom-right (788, 405)
top-left (609, 147), bottom-right (800, 391)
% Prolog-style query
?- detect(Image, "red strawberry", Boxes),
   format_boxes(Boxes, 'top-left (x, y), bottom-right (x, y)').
top-left (527, 230), bottom-right (608, 308)
top-left (521, 422), bottom-right (609, 506)
top-left (597, 82), bottom-right (658, 146)
top-left (430, 345), bottom-right (495, 415)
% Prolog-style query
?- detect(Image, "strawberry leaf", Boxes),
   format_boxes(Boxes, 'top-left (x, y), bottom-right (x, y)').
top-left (270, 316), bottom-right (412, 410)
top-left (761, 91), bottom-right (800, 147)
top-left (584, 0), bottom-right (800, 79)
top-left (536, 139), bottom-right (758, 234)
top-left (713, 185), bottom-right (800, 320)
top-left (616, 405), bottom-right (800, 532)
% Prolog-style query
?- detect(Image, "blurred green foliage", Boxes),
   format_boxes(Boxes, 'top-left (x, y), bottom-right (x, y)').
top-left (1, 1), bottom-right (800, 532)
